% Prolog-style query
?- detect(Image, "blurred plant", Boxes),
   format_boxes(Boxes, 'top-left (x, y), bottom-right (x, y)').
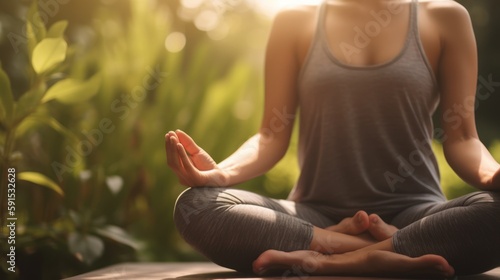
top-left (2, 0), bottom-right (270, 277)
top-left (0, 1), bottom-right (138, 279)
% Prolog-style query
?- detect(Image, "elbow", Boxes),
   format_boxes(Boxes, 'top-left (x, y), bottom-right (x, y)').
top-left (258, 130), bottom-right (291, 166)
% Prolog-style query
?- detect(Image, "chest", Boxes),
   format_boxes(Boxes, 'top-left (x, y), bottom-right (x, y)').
top-left (296, 3), bottom-right (441, 78)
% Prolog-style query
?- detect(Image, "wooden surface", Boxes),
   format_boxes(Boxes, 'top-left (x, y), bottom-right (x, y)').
top-left (64, 263), bottom-right (500, 280)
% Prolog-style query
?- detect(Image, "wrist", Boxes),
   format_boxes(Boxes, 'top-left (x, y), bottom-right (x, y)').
top-left (476, 168), bottom-right (500, 191)
top-left (209, 168), bottom-right (231, 187)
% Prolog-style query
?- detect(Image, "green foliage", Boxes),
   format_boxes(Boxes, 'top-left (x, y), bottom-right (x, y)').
top-left (1, 1), bottom-right (136, 278)
top-left (42, 75), bottom-right (101, 104)
top-left (18, 172), bottom-right (63, 196)
top-left (26, 0), bottom-right (47, 56)
top-left (2, 0), bottom-right (269, 277)
top-left (32, 38), bottom-right (68, 75)
top-left (46, 21), bottom-right (69, 39)
top-left (13, 84), bottom-right (46, 124)
top-left (0, 68), bottom-right (14, 123)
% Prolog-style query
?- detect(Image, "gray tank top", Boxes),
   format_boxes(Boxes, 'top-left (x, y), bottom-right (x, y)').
top-left (289, 0), bottom-right (447, 217)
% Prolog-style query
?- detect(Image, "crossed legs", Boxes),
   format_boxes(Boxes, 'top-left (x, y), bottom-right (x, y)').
top-left (254, 212), bottom-right (454, 278)
top-left (174, 188), bottom-right (500, 277)
top-left (255, 192), bottom-right (500, 277)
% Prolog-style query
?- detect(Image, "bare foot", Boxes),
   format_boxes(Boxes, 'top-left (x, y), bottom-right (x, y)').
top-left (325, 211), bottom-right (370, 235)
top-left (253, 249), bottom-right (454, 278)
top-left (367, 214), bottom-right (399, 241)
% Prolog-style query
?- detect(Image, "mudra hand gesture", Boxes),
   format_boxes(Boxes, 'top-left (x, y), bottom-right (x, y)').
top-left (165, 130), bottom-right (227, 187)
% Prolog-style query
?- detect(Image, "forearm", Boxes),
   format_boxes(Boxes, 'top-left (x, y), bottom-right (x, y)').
top-left (217, 132), bottom-right (287, 187)
top-left (443, 137), bottom-right (500, 190)
top-left (218, 133), bottom-right (288, 186)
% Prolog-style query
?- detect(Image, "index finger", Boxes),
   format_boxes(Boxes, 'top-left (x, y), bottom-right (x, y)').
top-left (175, 130), bottom-right (201, 156)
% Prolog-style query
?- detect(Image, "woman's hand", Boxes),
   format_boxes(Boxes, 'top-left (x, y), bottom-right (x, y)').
top-left (165, 130), bottom-right (228, 187)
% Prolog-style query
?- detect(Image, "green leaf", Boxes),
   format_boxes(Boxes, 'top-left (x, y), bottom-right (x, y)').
top-left (16, 115), bottom-right (80, 145)
top-left (27, 1), bottom-right (47, 56)
top-left (95, 225), bottom-right (140, 249)
top-left (68, 232), bottom-right (104, 265)
top-left (0, 66), bottom-right (14, 123)
top-left (32, 38), bottom-right (67, 75)
top-left (13, 84), bottom-right (46, 123)
top-left (43, 75), bottom-right (101, 104)
top-left (47, 21), bottom-right (68, 38)
top-left (18, 172), bottom-right (64, 196)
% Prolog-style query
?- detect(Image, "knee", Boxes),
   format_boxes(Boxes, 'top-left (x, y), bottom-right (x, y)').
top-left (173, 187), bottom-right (222, 234)
top-left (173, 187), bottom-right (254, 272)
top-left (463, 191), bottom-right (500, 208)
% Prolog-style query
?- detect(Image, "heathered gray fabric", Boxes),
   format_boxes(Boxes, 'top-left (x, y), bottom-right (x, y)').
top-left (392, 191), bottom-right (500, 275)
top-left (289, 0), bottom-right (447, 217)
top-left (174, 187), bottom-right (325, 272)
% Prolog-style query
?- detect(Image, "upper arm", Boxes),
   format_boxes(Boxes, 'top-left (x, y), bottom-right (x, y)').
top-left (433, 1), bottom-right (479, 144)
top-left (260, 7), bottom-right (312, 155)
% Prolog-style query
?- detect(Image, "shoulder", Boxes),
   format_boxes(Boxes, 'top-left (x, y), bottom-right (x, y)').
top-left (271, 4), bottom-right (318, 31)
top-left (419, 0), bottom-right (474, 47)
top-left (419, 0), bottom-right (472, 29)
top-left (274, 4), bottom-right (318, 21)
top-left (267, 4), bottom-right (319, 50)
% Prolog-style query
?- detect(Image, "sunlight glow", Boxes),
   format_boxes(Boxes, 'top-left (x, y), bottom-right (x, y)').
top-left (251, 0), bottom-right (322, 17)
top-left (179, 0), bottom-right (322, 33)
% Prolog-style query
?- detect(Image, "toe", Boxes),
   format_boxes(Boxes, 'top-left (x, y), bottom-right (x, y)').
top-left (325, 211), bottom-right (369, 235)
top-left (368, 214), bottom-right (398, 240)
top-left (337, 211), bottom-right (370, 235)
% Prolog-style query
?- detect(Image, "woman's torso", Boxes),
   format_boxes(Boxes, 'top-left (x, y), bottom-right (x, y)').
top-left (289, 0), bottom-right (448, 217)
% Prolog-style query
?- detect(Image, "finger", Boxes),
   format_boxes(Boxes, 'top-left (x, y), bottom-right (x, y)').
top-left (166, 132), bottom-right (194, 186)
top-left (177, 143), bottom-right (201, 175)
top-left (165, 132), bottom-right (176, 167)
top-left (169, 136), bottom-right (184, 171)
top-left (175, 130), bottom-right (202, 156)
top-left (176, 143), bottom-right (201, 186)
top-left (165, 133), bottom-right (174, 166)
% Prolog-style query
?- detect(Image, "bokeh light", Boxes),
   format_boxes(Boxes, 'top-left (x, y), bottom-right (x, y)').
top-left (165, 31), bottom-right (187, 52)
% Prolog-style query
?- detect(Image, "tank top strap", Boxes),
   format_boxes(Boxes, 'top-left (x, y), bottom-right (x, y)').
top-left (410, 0), bottom-right (419, 39)
top-left (313, 0), bottom-right (329, 44)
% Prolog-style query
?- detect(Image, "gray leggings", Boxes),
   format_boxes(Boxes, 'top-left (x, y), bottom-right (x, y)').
top-left (173, 188), bottom-right (500, 275)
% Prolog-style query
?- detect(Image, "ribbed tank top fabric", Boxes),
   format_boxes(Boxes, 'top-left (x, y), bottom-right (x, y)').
top-left (289, 0), bottom-right (447, 218)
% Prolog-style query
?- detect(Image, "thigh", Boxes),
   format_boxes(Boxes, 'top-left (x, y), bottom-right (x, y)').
top-left (391, 191), bottom-right (500, 228)
top-left (175, 187), bottom-right (334, 228)
top-left (391, 191), bottom-right (500, 274)
top-left (174, 187), bottom-right (336, 272)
